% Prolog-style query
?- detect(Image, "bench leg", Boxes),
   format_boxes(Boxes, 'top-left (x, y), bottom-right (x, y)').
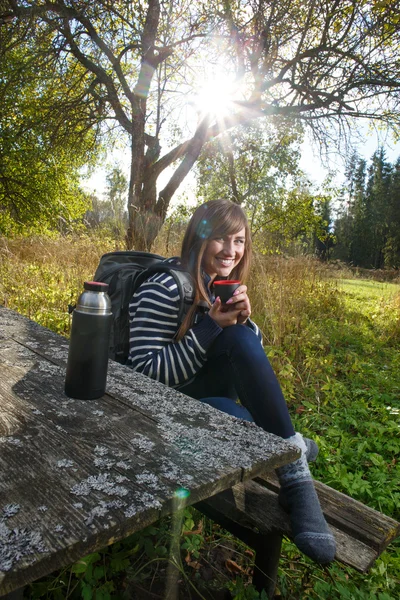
top-left (252, 532), bottom-right (283, 599)
top-left (0, 589), bottom-right (25, 600)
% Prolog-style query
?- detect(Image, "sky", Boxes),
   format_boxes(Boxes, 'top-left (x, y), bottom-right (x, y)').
top-left (300, 123), bottom-right (400, 187)
top-left (82, 122), bottom-right (400, 204)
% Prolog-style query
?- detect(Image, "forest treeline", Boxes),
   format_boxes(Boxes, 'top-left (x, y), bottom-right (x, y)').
top-left (334, 149), bottom-right (400, 270)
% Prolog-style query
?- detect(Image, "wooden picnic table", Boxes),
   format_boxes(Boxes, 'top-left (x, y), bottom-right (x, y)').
top-left (0, 306), bottom-right (299, 596)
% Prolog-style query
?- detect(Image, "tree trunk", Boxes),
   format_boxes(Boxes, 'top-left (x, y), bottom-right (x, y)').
top-left (126, 147), bottom-right (162, 250)
top-left (128, 207), bottom-right (163, 251)
top-left (126, 107), bottom-right (146, 249)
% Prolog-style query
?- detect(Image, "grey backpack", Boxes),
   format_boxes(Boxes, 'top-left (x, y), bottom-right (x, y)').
top-left (93, 251), bottom-right (195, 364)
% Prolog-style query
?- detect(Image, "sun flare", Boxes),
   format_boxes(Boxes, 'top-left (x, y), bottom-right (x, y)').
top-left (193, 77), bottom-right (240, 119)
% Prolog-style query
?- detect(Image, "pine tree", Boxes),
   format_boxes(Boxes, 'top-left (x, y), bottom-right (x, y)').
top-left (365, 149), bottom-right (392, 268)
top-left (384, 157), bottom-right (400, 268)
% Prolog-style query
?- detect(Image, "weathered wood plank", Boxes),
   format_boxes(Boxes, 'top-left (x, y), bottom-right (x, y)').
top-left (0, 345), bottom-right (177, 592)
top-left (0, 307), bottom-right (299, 594)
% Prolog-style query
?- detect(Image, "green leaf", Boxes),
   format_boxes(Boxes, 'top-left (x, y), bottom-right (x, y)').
top-left (71, 553), bottom-right (101, 574)
top-left (81, 582), bottom-right (93, 600)
top-left (93, 565), bottom-right (105, 581)
top-left (110, 556), bottom-right (130, 572)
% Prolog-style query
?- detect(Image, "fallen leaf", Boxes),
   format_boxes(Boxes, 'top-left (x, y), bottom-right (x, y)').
top-left (225, 559), bottom-right (246, 574)
top-left (187, 561), bottom-right (202, 570)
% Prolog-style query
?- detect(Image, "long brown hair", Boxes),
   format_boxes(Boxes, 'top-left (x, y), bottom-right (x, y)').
top-left (176, 199), bottom-right (252, 339)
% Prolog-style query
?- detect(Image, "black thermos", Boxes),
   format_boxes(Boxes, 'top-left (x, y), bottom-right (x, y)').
top-left (65, 281), bottom-right (112, 400)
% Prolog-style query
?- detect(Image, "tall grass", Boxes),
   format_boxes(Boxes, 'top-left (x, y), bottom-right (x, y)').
top-left (1, 233), bottom-right (399, 599)
top-left (0, 234), bottom-right (116, 334)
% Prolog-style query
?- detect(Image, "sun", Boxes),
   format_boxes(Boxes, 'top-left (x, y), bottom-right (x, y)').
top-left (193, 76), bottom-right (240, 119)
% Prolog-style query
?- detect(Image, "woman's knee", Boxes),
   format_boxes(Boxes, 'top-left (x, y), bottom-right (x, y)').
top-left (211, 324), bottom-right (264, 356)
top-left (221, 323), bottom-right (260, 345)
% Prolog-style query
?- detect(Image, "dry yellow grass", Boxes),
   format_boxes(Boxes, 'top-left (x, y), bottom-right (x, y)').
top-left (0, 233), bottom-right (342, 344)
top-left (0, 234), bottom-right (117, 334)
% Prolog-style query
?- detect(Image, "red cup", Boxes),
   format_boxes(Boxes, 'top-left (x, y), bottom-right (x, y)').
top-left (213, 280), bottom-right (241, 303)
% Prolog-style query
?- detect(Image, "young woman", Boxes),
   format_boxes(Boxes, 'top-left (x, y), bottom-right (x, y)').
top-left (128, 199), bottom-right (336, 564)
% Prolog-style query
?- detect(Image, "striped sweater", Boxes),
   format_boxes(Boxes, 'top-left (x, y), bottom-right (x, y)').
top-left (127, 271), bottom-right (261, 387)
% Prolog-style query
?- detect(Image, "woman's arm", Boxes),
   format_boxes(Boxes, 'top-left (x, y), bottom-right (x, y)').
top-left (127, 272), bottom-right (222, 387)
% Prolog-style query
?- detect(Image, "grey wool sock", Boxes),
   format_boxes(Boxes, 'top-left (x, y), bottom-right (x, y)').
top-left (303, 437), bottom-right (319, 463)
top-left (276, 433), bottom-right (336, 564)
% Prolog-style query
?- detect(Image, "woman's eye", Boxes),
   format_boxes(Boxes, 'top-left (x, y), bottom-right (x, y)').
top-left (235, 239), bottom-right (245, 245)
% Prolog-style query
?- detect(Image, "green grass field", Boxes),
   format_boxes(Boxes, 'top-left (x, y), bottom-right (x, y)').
top-left (340, 278), bottom-right (400, 300)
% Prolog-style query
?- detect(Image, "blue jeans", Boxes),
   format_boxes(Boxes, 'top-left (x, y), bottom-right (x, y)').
top-left (176, 324), bottom-right (295, 439)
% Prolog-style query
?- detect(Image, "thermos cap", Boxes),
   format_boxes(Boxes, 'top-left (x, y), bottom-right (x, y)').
top-left (84, 281), bottom-right (109, 292)
top-left (76, 281), bottom-right (112, 314)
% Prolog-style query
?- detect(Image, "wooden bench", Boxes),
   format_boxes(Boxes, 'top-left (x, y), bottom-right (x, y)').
top-left (196, 472), bottom-right (400, 598)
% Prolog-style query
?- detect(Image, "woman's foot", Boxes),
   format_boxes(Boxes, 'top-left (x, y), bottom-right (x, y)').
top-left (279, 479), bottom-right (336, 563)
top-left (276, 433), bottom-right (336, 564)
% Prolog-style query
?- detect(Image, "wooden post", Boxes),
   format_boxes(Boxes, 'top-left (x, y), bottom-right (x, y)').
top-left (252, 533), bottom-right (283, 599)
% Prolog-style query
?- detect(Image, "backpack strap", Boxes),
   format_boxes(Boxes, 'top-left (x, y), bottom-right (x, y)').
top-left (136, 258), bottom-right (196, 325)
top-left (168, 268), bottom-right (195, 322)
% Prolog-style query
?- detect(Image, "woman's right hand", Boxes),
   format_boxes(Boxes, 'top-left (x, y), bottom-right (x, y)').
top-left (208, 297), bottom-right (241, 328)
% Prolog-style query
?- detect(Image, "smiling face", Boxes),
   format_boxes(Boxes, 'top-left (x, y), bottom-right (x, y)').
top-left (201, 228), bottom-right (246, 281)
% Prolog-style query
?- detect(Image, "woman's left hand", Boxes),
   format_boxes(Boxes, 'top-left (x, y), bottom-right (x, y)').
top-left (225, 285), bottom-right (252, 324)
